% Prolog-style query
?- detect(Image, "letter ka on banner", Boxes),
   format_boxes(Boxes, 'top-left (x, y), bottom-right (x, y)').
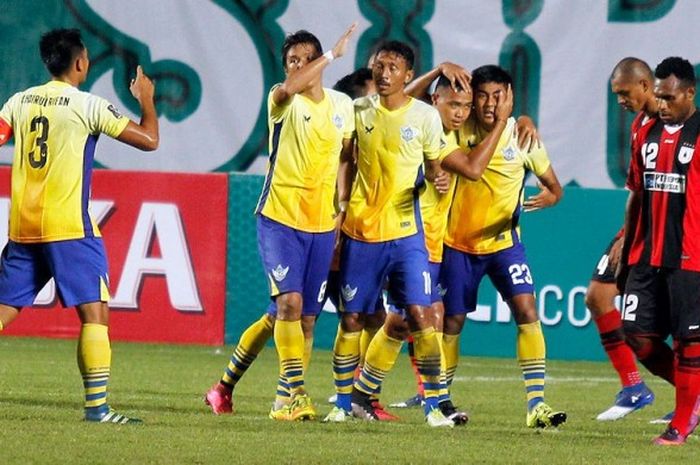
top-left (0, 168), bottom-right (228, 345)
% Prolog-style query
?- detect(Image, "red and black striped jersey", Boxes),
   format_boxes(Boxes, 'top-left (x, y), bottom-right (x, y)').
top-left (626, 110), bottom-right (700, 271)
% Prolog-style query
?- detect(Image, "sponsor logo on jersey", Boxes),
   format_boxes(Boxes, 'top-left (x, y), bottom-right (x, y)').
top-left (107, 104), bottom-right (123, 119)
top-left (303, 115), bottom-right (311, 122)
top-left (341, 284), bottom-right (358, 302)
top-left (401, 126), bottom-right (416, 142)
top-left (272, 264), bottom-right (290, 282)
top-left (643, 172), bottom-right (686, 193)
top-left (364, 125), bottom-right (374, 134)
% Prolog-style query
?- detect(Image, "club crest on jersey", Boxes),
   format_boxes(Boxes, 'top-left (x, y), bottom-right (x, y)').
top-left (502, 145), bottom-right (516, 161)
top-left (678, 145), bottom-right (695, 164)
top-left (341, 284), bottom-right (358, 302)
top-left (644, 172), bottom-right (686, 193)
top-left (401, 126), bottom-right (417, 142)
top-left (333, 114), bottom-right (343, 129)
top-left (272, 264), bottom-right (290, 282)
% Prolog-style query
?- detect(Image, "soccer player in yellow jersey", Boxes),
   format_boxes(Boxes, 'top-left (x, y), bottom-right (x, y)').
top-left (325, 40), bottom-right (453, 427)
top-left (205, 25), bottom-right (357, 421)
top-left (441, 65), bottom-right (566, 428)
top-left (0, 28), bottom-right (158, 423)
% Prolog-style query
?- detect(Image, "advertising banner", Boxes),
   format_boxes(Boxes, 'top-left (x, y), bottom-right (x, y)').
top-left (1, 168), bottom-right (228, 345)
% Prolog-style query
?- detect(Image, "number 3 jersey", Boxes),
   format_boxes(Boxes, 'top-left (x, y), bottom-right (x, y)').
top-left (0, 81), bottom-right (129, 243)
top-left (626, 110), bottom-right (700, 271)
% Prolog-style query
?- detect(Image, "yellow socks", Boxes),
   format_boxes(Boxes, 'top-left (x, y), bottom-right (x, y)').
top-left (273, 319), bottom-right (305, 405)
top-left (332, 325), bottom-right (361, 412)
top-left (517, 321), bottom-right (546, 411)
top-left (412, 327), bottom-right (442, 413)
top-left (354, 327), bottom-right (402, 396)
top-left (222, 314), bottom-right (274, 388)
top-left (78, 323), bottom-right (111, 409)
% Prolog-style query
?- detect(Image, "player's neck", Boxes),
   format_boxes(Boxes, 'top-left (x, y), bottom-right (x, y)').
top-left (52, 74), bottom-right (80, 88)
top-left (380, 92), bottom-right (410, 111)
top-left (643, 98), bottom-right (659, 119)
top-left (300, 84), bottom-right (324, 103)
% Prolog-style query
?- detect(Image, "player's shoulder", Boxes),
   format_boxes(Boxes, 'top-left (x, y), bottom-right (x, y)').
top-left (353, 94), bottom-right (377, 112)
top-left (324, 87), bottom-right (352, 106)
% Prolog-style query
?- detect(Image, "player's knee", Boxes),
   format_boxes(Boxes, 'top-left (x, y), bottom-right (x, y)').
top-left (625, 334), bottom-right (654, 359)
top-left (340, 312), bottom-right (364, 332)
top-left (365, 309), bottom-right (386, 329)
top-left (275, 292), bottom-right (303, 320)
top-left (584, 282), bottom-right (616, 317)
top-left (443, 314), bottom-right (465, 335)
top-left (384, 313), bottom-right (410, 340)
top-left (300, 316), bottom-right (316, 338)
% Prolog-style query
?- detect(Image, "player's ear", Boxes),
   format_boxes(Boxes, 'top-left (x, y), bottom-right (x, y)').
top-left (405, 69), bottom-right (414, 84)
top-left (687, 85), bottom-right (696, 101)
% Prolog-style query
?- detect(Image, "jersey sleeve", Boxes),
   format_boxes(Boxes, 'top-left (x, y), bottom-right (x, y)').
top-left (85, 94), bottom-right (130, 138)
top-left (0, 92), bottom-right (19, 130)
top-left (422, 108), bottom-right (442, 161)
top-left (439, 130), bottom-right (460, 161)
top-left (268, 84), bottom-right (292, 123)
top-left (522, 141), bottom-right (551, 177)
top-left (342, 95), bottom-right (355, 139)
top-left (625, 139), bottom-right (644, 192)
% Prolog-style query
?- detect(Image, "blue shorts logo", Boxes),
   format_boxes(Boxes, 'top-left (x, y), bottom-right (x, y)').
top-left (341, 284), bottom-right (358, 302)
top-left (272, 264), bottom-right (290, 282)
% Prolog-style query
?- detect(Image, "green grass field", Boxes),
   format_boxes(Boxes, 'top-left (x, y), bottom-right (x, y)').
top-left (1, 336), bottom-right (697, 464)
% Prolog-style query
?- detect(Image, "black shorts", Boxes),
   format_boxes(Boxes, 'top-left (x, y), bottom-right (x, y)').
top-left (621, 263), bottom-right (700, 339)
top-left (590, 234), bottom-right (620, 284)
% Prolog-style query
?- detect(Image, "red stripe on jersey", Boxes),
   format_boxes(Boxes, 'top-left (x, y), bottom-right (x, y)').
top-left (682, 135), bottom-right (700, 270)
top-left (0, 117), bottom-right (12, 145)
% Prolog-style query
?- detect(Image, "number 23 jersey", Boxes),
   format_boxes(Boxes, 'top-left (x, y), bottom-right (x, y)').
top-left (0, 80), bottom-right (128, 243)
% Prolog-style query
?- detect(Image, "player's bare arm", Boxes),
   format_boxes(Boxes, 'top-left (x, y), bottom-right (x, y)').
top-left (273, 22), bottom-right (357, 106)
top-left (116, 65), bottom-right (159, 151)
top-left (405, 62), bottom-right (471, 101)
top-left (523, 167), bottom-right (562, 211)
top-left (441, 84), bottom-right (513, 180)
top-left (515, 115), bottom-right (541, 152)
top-left (617, 189), bottom-right (642, 292)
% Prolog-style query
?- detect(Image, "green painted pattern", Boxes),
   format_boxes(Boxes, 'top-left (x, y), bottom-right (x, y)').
top-left (608, 0), bottom-right (676, 22)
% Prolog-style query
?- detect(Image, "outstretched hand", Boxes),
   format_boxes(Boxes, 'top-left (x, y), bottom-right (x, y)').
top-left (129, 66), bottom-right (155, 103)
top-left (331, 22), bottom-right (358, 59)
top-left (523, 181), bottom-right (557, 212)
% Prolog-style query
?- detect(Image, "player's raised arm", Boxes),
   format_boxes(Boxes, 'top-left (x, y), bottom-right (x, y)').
top-left (273, 23), bottom-right (357, 106)
top-left (405, 62), bottom-right (471, 101)
top-left (116, 65), bottom-right (159, 151)
top-left (442, 84), bottom-right (513, 180)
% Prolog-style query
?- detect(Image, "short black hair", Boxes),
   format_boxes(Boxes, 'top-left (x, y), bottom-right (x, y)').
top-left (281, 30), bottom-right (322, 65)
top-left (374, 40), bottom-right (414, 70)
top-left (655, 56), bottom-right (696, 88)
top-left (333, 68), bottom-right (373, 99)
top-left (435, 74), bottom-right (465, 92)
top-left (39, 28), bottom-right (85, 76)
top-left (471, 65), bottom-right (513, 92)
top-left (611, 57), bottom-right (653, 82)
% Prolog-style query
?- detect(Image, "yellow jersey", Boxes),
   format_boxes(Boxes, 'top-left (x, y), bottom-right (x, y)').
top-left (256, 86), bottom-right (354, 233)
top-left (420, 128), bottom-right (459, 262)
top-left (445, 117), bottom-right (551, 254)
top-left (0, 80), bottom-right (129, 243)
top-left (343, 95), bottom-right (442, 242)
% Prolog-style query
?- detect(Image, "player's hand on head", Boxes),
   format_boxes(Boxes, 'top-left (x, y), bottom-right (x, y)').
top-left (433, 170), bottom-right (451, 194)
top-left (332, 22), bottom-right (358, 59)
top-left (515, 115), bottom-right (541, 152)
top-left (438, 62), bottom-right (471, 93)
top-left (129, 65), bottom-right (155, 103)
top-left (496, 84), bottom-right (513, 123)
top-left (523, 181), bottom-right (556, 212)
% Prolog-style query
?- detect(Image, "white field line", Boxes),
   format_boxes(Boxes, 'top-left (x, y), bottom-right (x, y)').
top-left (453, 375), bottom-right (619, 383)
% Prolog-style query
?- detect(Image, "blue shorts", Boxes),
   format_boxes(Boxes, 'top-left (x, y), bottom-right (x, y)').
top-left (388, 261), bottom-right (442, 317)
top-left (339, 233), bottom-right (431, 314)
top-left (257, 215), bottom-right (335, 317)
top-left (0, 238), bottom-right (110, 308)
top-left (441, 243), bottom-right (535, 316)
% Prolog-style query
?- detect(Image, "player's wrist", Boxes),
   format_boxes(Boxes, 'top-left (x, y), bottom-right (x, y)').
top-left (338, 200), bottom-right (348, 212)
top-left (323, 50), bottom-right (335, 63)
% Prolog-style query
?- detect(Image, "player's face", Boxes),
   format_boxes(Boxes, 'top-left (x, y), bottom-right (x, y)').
top-left (654, 75), bottom-right (696, 125)
top-left (284, 42), bottom-right (321, 75)
top-left (372, 51), bottom-right (413, 97)
top-left (432, 86), bottom-right (472, 131)
top-left (610, 75), bottom-right (648, 113)
top-left (474, 82), bottom-right (507, 129)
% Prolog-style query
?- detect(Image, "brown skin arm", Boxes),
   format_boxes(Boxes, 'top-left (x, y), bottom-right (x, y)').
top-left (272, 23), bottom-right (357, 106)
top-left (116, 66), bottom-right (159, 151)
top-left (441, 119), bottom-right (508, 181)
top-left (405, 62), bottom-right (471, 101)
top-left (523, 167), bottom-right (563, 211)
